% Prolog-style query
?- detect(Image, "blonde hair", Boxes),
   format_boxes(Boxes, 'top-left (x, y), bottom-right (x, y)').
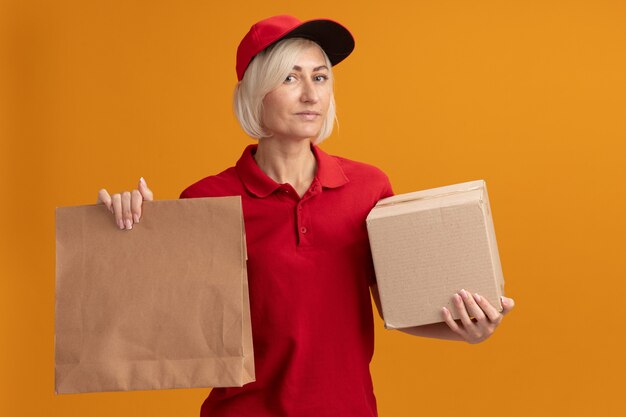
top-left (233, 38), bottom-right (336, 144)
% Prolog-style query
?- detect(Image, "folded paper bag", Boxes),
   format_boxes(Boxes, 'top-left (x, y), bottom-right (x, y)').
top-left (55, 196), bottom-right (255, 394)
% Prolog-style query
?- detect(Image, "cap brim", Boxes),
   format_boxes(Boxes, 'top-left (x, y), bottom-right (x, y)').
top-left (280, 19), bottom-right (355, 67)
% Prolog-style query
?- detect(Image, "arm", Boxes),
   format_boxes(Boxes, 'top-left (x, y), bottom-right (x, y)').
top-left (370, 284), bottom-right (515, 344)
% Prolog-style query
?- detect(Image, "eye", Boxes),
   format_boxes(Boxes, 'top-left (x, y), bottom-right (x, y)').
top-left (284, 74), bottom-right (296, 83)
top-left (314, 74), bottom-right (329, 82)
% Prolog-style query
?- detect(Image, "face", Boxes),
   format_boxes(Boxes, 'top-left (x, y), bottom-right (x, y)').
top-left (261, 44), bottom-right (332, 142)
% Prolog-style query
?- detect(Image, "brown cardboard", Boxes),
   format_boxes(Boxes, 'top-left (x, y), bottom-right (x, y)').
top-left (55, 197), bottom-right (255, 394)
top-left (366, 180), bottom-right (505, 329)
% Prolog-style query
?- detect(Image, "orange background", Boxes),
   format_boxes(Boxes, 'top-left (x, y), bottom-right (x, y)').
top-left (1, 0), bottom-right (625, 416)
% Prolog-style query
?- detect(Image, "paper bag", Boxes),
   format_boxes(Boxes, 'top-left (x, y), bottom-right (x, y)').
top-left (55, 196), bottom-right (255, 394)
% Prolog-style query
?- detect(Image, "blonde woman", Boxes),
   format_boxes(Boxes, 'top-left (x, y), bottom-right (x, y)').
top-left (97, 15), bottom-right (515, 417)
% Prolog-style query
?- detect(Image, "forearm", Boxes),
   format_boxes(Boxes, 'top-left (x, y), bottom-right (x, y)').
top-left (397, 321), bottom-right (465, 341)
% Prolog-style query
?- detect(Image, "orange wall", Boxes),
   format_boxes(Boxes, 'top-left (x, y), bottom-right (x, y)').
top-left (1, 1), bottom-right (625, 416)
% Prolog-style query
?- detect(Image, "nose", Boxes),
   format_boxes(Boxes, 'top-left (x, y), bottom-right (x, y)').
top-left (300, 78), bottom-right (319, 104)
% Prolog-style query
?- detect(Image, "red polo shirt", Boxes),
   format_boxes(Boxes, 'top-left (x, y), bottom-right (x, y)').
top-left (180, 144), bottom-right (393, 417)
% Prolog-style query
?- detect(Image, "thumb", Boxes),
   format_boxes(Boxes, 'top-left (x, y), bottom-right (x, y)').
top-left (501, 296), bottom-right (515, 315)
top-left (138, 177), bottom-right (154, 201)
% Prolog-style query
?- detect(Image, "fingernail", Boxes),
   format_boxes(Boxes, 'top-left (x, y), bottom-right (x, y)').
top-left (473, 293), bottom-right (482, 302)
top-left (460, 289), bottom-right (467, 298)
top-left (140, 177), bottom-right (146, 186)
top-left (442, 307), bottom-right (449, 315)
top-left (125, 219), bottom-right (133, 230)
top-left (117, 219), bottom-right (124, 230)
top-left (133, 214), bottom-right (139, 223)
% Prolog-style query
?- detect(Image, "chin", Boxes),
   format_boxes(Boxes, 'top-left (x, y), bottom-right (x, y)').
top-left (287, 130), bottom-right (321, 141)
top-left (267, 126), bottom-right (323, 142)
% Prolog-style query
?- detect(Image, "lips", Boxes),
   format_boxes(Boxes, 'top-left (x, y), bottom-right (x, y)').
top-left (294, 111), bottom-right (321, 121)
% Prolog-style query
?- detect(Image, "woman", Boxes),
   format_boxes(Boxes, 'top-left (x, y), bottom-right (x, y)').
top-left (97, 15), bottom-right (514, 417)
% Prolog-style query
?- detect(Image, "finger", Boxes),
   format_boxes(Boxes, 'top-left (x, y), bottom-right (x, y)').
top-left (97, 189), bottom-right (113, 213)
top-left (501, 296), bottom-right (516, 315)
top-left (459, 289), bottom-right (486, 322)
top-left (452, 292), bottom-right (474, 330)
top-left (138, 177), bottom-right (154, 201)
top-left (131, 189), bottom-right (143, 223)
top-left (121, 191), bottom-right (133, 229)
top-left (111, 193), bottom-right (123, 229)
top-left (441, 307), bottom-right (466, 337)
top-left (472, 292), bottom-right (502, 323)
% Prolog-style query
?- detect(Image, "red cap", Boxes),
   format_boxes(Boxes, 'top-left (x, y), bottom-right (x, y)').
top-left (236, 15), bottom-right (355, 81)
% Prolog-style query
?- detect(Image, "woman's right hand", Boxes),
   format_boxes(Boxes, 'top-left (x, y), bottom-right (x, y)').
top-left (97, 177), bottom-right (154, 230)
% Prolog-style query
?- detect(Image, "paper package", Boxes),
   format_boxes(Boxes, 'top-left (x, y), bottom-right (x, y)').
top-left (55, 197), bottom-right (254, 394)
top-left (366, 180), bottom-right (505, 329)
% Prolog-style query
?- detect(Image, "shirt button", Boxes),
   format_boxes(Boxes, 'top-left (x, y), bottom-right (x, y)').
top-left (300, 227), bottom-right (307, 234)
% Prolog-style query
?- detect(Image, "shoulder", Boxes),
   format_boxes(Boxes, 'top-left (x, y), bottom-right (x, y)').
top-left (179, 166), bottom-right (243, 199)
top-left (334, 155), bottom-right (388, 180)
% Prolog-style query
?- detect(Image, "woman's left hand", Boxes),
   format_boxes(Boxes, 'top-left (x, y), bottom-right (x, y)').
top-left (442, 289), bottom-right (515, 344)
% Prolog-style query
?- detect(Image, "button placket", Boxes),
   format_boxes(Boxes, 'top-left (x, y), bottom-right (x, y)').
top-left (296, 201), bottom-right (309, 243)
top-left (295, 179), bottom-right (319, 246)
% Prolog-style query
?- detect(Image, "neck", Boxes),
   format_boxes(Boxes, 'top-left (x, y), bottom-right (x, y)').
top-left (254, 137), bottom-right (317, 197)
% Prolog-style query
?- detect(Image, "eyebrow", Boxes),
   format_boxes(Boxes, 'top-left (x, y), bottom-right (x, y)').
top-left (292, 65), bottom-right (329, 72)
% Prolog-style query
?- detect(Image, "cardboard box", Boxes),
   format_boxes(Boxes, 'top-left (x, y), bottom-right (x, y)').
top-left (366, 180), bottom-right (505, 329)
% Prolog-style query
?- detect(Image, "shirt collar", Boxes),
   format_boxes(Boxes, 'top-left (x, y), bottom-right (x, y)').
top-left (235, 143), bottom-right (350, 198)
top-left (311, 144), bottom-right (350, 189)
